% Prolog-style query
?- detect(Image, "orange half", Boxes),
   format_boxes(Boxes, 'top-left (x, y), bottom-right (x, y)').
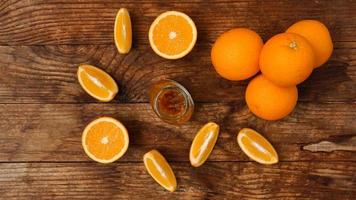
top-left (77, 64), bottom-right (118, 102)
top-left (149, 11), bottom-right (197, 59)
top-left (82, 117), bottom-right (129, 164)
top-left (237, 128), bottom-right (278, 164)
top-left (189, 122), bottom-right (219, 167)
top-left (143, 150), bottom-right (177, 192)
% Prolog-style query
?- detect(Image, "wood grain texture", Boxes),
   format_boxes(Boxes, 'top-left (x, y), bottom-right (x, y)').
top-left (0, 162), bottom-right (355, 199)
top-left (0, 0), bottom-right (355, 45)
top-left (0, 44), bottom-right (354, 103)
top-left (0, 103), bottom-right (354, 162)
top-left (1, 0), bottom-right (356, 199)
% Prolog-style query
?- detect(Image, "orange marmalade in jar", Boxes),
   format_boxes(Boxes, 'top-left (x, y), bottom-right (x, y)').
top-left (149, 80), bottom-right (194, 125)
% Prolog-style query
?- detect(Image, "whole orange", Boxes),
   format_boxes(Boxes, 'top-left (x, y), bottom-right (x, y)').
top-left (259, 32), bottom-right (315, 87)
top-left (286, 20), bottom-right (333, 68)
top-left (211, 28), bottom-right (263, 81)
top-left (245, 75), bottom-right (298, 121)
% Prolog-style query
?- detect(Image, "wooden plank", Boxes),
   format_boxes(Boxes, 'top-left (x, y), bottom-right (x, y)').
top-left (0, 162), bottom-right (355, 199)
top-left (0, 0), bottom-right (355, 45)
top-left (0, 103), bottom-right (354, 162)
top-left (0, 44), bottom-right (354, 103)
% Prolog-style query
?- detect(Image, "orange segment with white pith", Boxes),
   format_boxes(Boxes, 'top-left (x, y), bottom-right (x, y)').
top-left (77, 64), bottom-right (118, 102)
top-left (114, 8), bottom-right (132, 54)
top-left (143, 150), bottom-right (177, 192)
top-left (237, 128), bottom-right (278, 164)
top-left (190, 122), bottom-right (219, 167)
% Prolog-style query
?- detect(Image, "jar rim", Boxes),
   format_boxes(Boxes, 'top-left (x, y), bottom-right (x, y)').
top-left (151, 79), bottom-right (194, 124)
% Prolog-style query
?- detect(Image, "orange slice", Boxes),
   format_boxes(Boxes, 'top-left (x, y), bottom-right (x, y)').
top-left (149, 11), bottom-right (197, 59)
top-left (114, 8), bottom-right (132, 54)
top-left (77, 64), bottom-right (118, 102)
top-left (189, 122), bottom-right (219, 167)
top-left (143, 150), bottom-right (177, 192)
top-left (82, 117), bottom-right (129, 164)
top-left (237, 128), bottom-right (278, 164)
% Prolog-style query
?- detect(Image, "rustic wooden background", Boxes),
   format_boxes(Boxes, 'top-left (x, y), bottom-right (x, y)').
top-left (0, 0), bottom-right (355, 199)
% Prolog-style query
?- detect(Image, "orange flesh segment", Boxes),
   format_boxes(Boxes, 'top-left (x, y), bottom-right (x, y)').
top-left (114, 8), bottom-right (132, 54)
top-left (152, 15), bottom-right (194, 55)
top-left (238, 128), bottom-right (278, 164)
top-left (144, 150), bottom-right (177, 192)
top-left (79, 65), bottom-right (117, 100)
top-left (84, 121), bottom-right (126, 160)
top-left (190, 122), bottom-right (219, 167)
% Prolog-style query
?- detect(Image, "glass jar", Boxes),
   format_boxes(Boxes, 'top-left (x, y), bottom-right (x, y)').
top-left (149, 79), bottom-right (194, 125)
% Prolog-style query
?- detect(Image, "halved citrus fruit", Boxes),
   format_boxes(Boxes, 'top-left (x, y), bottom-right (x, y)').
top-left (82, 117), bottom-right (129, 164)
top-left (114, 8), bottom-right (132, 54)
top-left (237, 128), bottom-right (278, 164)
top-left (77, 64), bottom-right (118, 102)
top-left (143, 150), bottom-right (177, 192)
top-left (149, 11), bottom-right (197, 59)
top-left (189, 122), bottom-right (219, 167)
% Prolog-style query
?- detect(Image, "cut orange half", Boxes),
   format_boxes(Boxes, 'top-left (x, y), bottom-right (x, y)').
top-left (149, 11), bottom-right (197, 59)
top-left (77, 64), bottom-right (118, 102)
top-left (237, 128), bottom-right (278, 164)
top-left (189, 122), bottom-right (219, 167)
top-left (114, 8), bottom-right (132, 54)
top-left (143, 150), bottom-right (177, 192)
top-left (82, 117), bottom-right (129, 164)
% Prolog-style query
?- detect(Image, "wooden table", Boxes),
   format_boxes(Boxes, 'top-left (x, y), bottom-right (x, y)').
top-left (0, 0), bottom-right (355, 199)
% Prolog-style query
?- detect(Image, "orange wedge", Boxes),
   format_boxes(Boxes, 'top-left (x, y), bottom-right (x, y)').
top-left (149, 11), bottom-right (197, 59)
top-left (82, 117), bottom-right (129, 164)
top-left (189, 122), bottom-right (219, 167)
top-left (143, 150), bottom-right (177, 192)
top-left (114, 8), bottom-right (132, 54)
top-left (77, 64), bottom-right (118, 102)
top-left (237, 128), bottom-right (278, 164)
